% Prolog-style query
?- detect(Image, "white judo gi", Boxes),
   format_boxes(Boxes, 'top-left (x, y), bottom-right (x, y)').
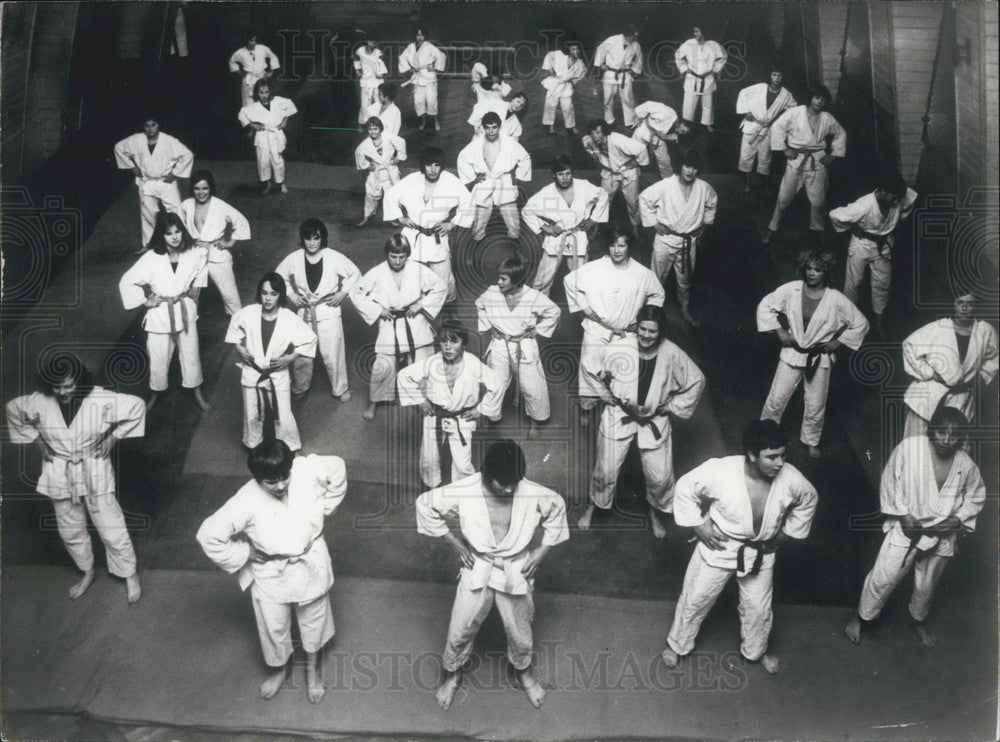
top-left (757, 281), bottom-right (869, 446)
top-left (768, 105), bottom-right (847, 233)
top-left (6, 388), bottom-right (146, 579)
top-left (639, 175), bottom-right (718, 308)
top-left (362, 101), bottom-right (402, 137)
top-left (355, 134), bottom-right (407, 219)
top-left (229, 44), bottom-right (280, 107)
top-left (457, 134), bottom-right (532, 240)
top-left (540, 50), bottom-right (588, 129)
top-left (351, 261), bottom-right (447, 403)
top-left (582, 131), bottom-right (649, 225)
top-left (674, 38), bottom-right (728, 126)
top-left (275, 248), bottom-right (361, 397)
top-left (225, 305), bottom-right (318, 451)
top-left (473, 79), bottom-right (512, 104)
top-left (354, 46), bottom-right (388, 124)
top-left (113, 132), bottom-right (194, 246)
top-left (476, 285), bottom-right (561, 422)
top-left (416, 473), bottom-right (570, 671)
top-left (735, 83), bottom-right (796, 175)
top-left (119, 247), bottom-right (209, 392)
top-left (398, 40), bottom-right (447, 117)
top-left (666, 456), bottom-right (817, 660)
top-left (398, 354), bottom-right (504, 487)
top-left (238, 96), bottom-right (298, 184)
top-left (564, 256), bottom-right (665, 405)
top-left (590, 339), bottom-right (705, 512)
top-left (830, 188), bottom-right (918, 315)
top-left (632, 101), bottom-right (681, 179)
top-left (382, 171), bottom-right (474, 303)
top-left (179, 195), bottom-right (251, 316)
top-left (467, 99), bottom-right (523, 141)
top-left (902, 318), bottom-right (999, 437)
top-left (594, 34), bottom-right (643, 126)
top-left (857, 436), bottom-right (985, 622)
top-left (521, 179), bottom-right (610, 295)
top-left (196, 454), bottom-right (347, 667)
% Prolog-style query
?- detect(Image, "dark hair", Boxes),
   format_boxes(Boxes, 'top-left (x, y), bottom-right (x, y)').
top-left (742, 419), bottom-right (788, 458)
top-left (299, 218), bottom-right (329, 247)
top-left (588, 119), bottom-right (610, 136)
top-left (768, 61), bottom-right (784, 75)
top-left (365, 116), bottom-right (385, 132)
top-left (551, 154), bottom-right (575, 174)
top-left (257, 272), bottom-right (288, 306)
top-left (420, 146), bottom-right (446, 169)
top-left (482, 439), bottom-right (527, 487)
top-left (874, 170), bottom-right (907, 199)
top-left (252, 78), bottom-right (271, 102)
top-left (147, 211), bottom-right (193, 254)
top-left (247, 439), bottom-right (295, 482)
top-left (377, 81), bottom-right (398, 101)
top-left (384, 232), bottom-right (412, 256)
top-left (508, 92), bottom-right (528, 117)
top-left (811, 85), bottom-right (833, 104)
top-left (497, 256), bottom-right (528, 287)
top-left (607, 225), bottom-right (634, 250)
top-left (190, 170), bottom-right (216, 197)
top-left (928, 406), bottom-right (970, 439)
top-left (679, 149), bottom-right (704, 172)
top-left (635, 304), bottom-right (666, 336)
top-left (481, 111), bottom-right (502, 128)
top-left (42, 352), bottom-right (97, 397)
top-left (796, 249), bottom-right (836, 282)
top-left (439, 319), bottom-right (470, 346)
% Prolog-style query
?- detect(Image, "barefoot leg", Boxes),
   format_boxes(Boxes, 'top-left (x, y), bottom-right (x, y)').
top-left (759, 653), bottom-right (780, 674)
top-left (68, 568), bottom-right (96, 600)
top-left (911, 619), bottom-right (937, 648)
top-left (517, 667), bottom-right (546, 709)
top-left (843, 613), bottom-right (862, 645)
top-left (260, 663), bottom-right (290, 699)
top-left (435, 670), bottom-right (462, 710)
top-left (527, 418), bottom-right (540, 439)
top-left (649, 505), bottom-right (667, 539)
top-left (145, 392), bottom-right (160, 412)
top-left (192, 386), bottom-right (212, 411)
top-left (806, 444), bottom-right (822, 460)
top-left (306, 650), bottom-right (326, 702)
top-left (577, 504), bottom-right (596, 531)
top-left (125, 572), bottom-right (142, 604)
top-left (660, 647), bottom-right (680, 668)
top-left (363, 400), bottom-right (377, 421)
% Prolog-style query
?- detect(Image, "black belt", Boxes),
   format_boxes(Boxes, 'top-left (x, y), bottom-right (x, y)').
top-left (736, 539), bottom-right (773, 575)
top-left (428, 386), bottom-right (486, 484)
top-left (851, 225), bottom-right (894, 259)
top-left (776, 312), bottom-right (848, 381)
top-left (686, 69), bottom-right (711, 94)
top-left (386, 310), bottom-right (418, 369)
top-left (593, 370), bottom-right (662, 439)
top-left (657, 224), bottom-right (703, 275)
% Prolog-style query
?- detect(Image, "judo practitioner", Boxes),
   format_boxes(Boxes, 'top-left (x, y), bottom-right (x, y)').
top-left (383, 146), bottom-right (473, 303)
top-left (6, 353), bottom-right (146, 603)
top-left (594, 26), bottom-right (643, 127)
top-left (674, 25), bottom-right (728, 130)
top-left (353, 35), bottom-right (387, 125)
top-left (114, 116), bottom-right (193, 250)
top-left (580, 304), bottom-right (705, 537)
top-left (398, 28), bottom-right (447, 132)
top-left (351, 234), bottom-right (448, 421)
top-left (225, 273), bottom-right (318, 452)
top-left (757, 250), bottom-right (869, 458)
top-left (275, 218), bottom-right (361, 401)
top-left (467, 93), bottom-right (527, 141)
top-left (397, 321), bottom-right (504, 488)
top-left (119, 211), bottom-right (210, 412)
top-left (764, 87), bottom-right (847, 243)
top-left (540, 41), bottom-right (588, 134)
top-left (179, 169), bottom-right (251, 316)
top-left (661, 420), bottom-right (817, 675)
top-left (354, 116), bottom-right (407, 227)
top-left (736, 67), bottom-right (796, 191)
top-left (476, 257), bottom-right (562, 438)
top-left (844, 407), bottom-right (986, 649)
top-left (457, 112), bottom-right (532, 241)
top-left (362, 82), bottom-right (402, 137)
top-left (229, 35), bottom-right (280, 108)
top-left (197, 439), bottom-right (347, 702)
top-left (416, 439), bottom-right (569, 709)
top-left (830, 170), bottom-right (918, 335)
top-left (521, 155), bottom-right (610, 296)
top-left (472, 69), bottom-right (512, 104)
top-left (564, 226), bottom-right (665, 420)
top-left (238, 79), bottom-right (298, 194)
top-left (582, 119), bottom-right (650, 228)
top-left (901, 292), bottom-right (999, 439)
top-left (631, 100), bottom-right (689, 179)
top-left (639, 150), bottom-right (718, 326)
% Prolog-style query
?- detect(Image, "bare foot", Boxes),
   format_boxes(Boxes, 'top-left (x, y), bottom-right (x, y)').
top-left (68, 569), bottom-right (95, 600)
top-left (570, 127), bottom-right (579, 134)
top-left (193, 388), bottom-right (212, 411)
top-left (362, 402), bottom-right (377, 421)
top-left (706, 125), bottom-right (715, 133)
top-left (806, 444), bottom-right (822, 460)
top-left (681, 307), bottom-right (701, 327)
top-left (435, 672), bottom-right (461, 710)
top-left (434, 119), bottom-right (441, 132)
top-left (527, 419), bottom-right (540, 439)
top-left (145, 392), bottom-right (160, 412)
top-left (279, 183), bottom-right (288, 194)
top-left (649, 507), bottom-right (667, 539)
top-left (339, 390), bottom-right (352, 403)
top-left (125, 573), bottom-right (142, 604)
top-left (577, 505), bottom-right (596, 531)
top-left (578, 409), bottom-right (591, 427)
top-left (912, 620), bottom-right (936, 648)
top-left (518, 670), bottom-right (546, 709)
top-left (356, 217), bottom-right (369, 228)
top-left (660, 647), bottom-right (680, 668)
top-left (760, 653), bottom-right (780, 674)
top-left (262, 182), bottom-right (273, 195)
top-left (260, 665), bottom-right (289, 699)
top-left (844, 613), bottom-right (862, 645)
top-left (546, 126), bottom-right (555, 135)
top-left (306, 654), bottom-right (325, 703)
top-left (761, 229), bottom-right (777, 245)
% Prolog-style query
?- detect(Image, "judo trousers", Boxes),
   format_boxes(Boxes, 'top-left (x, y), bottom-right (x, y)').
top-left (252, 591), bottom-right (336, 667)
top-left (291, 318), bottom-right (349, 397)
top-left (761, 360), bottom-right (831, 447)
top-left (857, 535), bottom-right (952, 622)
top-left (147, 327), bottom-right (203, 391)
top-left (442, 579), bottom-right (534, 672)
top-left (53, 493), bottom-right (138, 578)
top-left (590, 429), bottom-right (675, 512)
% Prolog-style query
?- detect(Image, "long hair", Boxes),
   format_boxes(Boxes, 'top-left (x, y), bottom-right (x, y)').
top-left (256, 272), bottom-right (288, 308)
top-left (147, 211), bottom-right (194, 254)
top-left (41, 352), bottom-right (97, 398)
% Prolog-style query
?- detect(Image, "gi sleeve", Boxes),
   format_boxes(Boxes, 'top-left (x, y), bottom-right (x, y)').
top-left (108, 393), bottom-right (146, 440)
top-left (113, 135), bottom-right (140, 170)
top-left (264, 45), bottom-right (280, 72)
top-left (512, 142), bottom-right (532, 183)
top-left (391, 135), bottom-right (408, 163)
top-left (288, 312), bottom-right (318, 359)
top-left (519, 191), bottom-right (547, 235)
top-left (674, 41), bottom-right (690, 74)
top-left (228, 49), bottom-right (244, 73)
top-left (587, 186), bottom-right (611, 224)
top-left (398, 45), bottom-right (414, 74)
top-left (978, 325), bottom-right (999, 385)
top-left (5, 394), bottom-right (43, 444)
top-left (475, 292), bottom-right (493, 332)
top-left (415, 485), bottom-right (458, 537)
top-left (828, 116), bottom-right (847, 158)
top-left (193, 247), bottom-right (209, 288)
top-left (167, 136), bottom-right (194, 179)
top-left (756, 284), bottom-right (789, 333)
top-left (672, 461), bottom-right (717, 527)
top-left (224, 308), bottom-right (251, 345)
top-left (781, 478), bottom-right (818, 540)
top-left (308, 455), bottom-right (348, 517)
top-left (381, 181), bottom-right (405, 221)
top-left (835, 294), bottom-right (870, 351)
top-left (639, 181), bottom-right (665, 229)
top-left (593, 39), bottom-right (609, 69)
top-left (119, 253), bottom-right (153, 311)
top-left (770, 108), bottom-right (793, 152)
top-left (710, 41), bottom-right (728, 74)
top-left (878, 442), bottom-right (909, 517)
top-left (954, 463), bottom-right (987, 533)
top-left (335, 253), bottom-right (362, 294)
top-left (899, 188), bottom-right (919, 220)
top-left (396, 357), bottom-right (429, 407)
top-left (703, 184), bottom-right (718, 226)
top-left (533, 295), bottom-right (561, 338)
top-left (355, 141), bottom-right (371, 172)
top-left (735, 85), bottom-right (755, 115)
top-left (829, 196), bottom-right (869, 232)
top-left (433, 45), bottom-right (447, 72)
top-left (350, 270), bottom-right (383, 326)
top-left (477, 360), bottom-right (505, 420)
top-left (563, 265), bottom-right (589, 313)
top-left (196, 494), bottom-right (253, 574)
top-left (223, 202), bottom-right (252, 241)
top-left (538, 490), bottom-right (570, 546)
top-left (417, 265), bottom-right (448, 319)
top-left (901, 323), bottom-right (939, 381)
top-left (456, 144), bottom-right (479, 186)
top-left (666, 348), bottom-right (705, 420)
top-left (640, 269), bottom-right (666, 307)
top-left (628, 43), bottom-right (643, 75)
